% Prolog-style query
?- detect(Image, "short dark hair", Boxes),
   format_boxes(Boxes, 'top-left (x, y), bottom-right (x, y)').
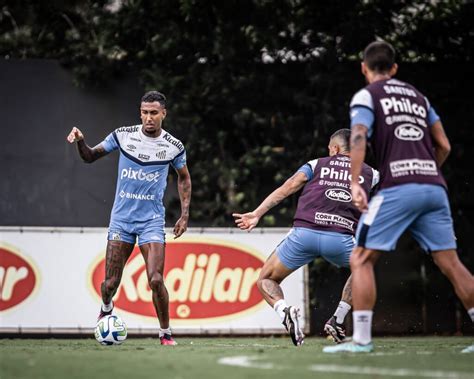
top-left (363, 41), bottom-right (396, 73)
top-left (330, 128), bottom-right (351, 152)
top-left (141, 91), bottom-right (166, 107)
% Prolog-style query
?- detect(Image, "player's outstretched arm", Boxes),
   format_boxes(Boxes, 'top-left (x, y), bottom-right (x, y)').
top-left (233, 171), bottom-right (308, 232)
top-left (173, 165), bottom-right (192, 239)
top-left (232, 211), bottom-right (260, 232)
top-left (66, 126), bottom-right (108, 163)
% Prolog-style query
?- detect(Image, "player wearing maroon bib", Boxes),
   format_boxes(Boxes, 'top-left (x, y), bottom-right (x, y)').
top-left (324, 41), bottom-right (474, 354)
top-left (234, 129), bottom-right (378, 346)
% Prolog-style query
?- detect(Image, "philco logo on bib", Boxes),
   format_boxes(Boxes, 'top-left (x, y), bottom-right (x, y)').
top-left (0, 246), bottom-right (38, 311)
top-left (90, 241), bottom-right (264, 321)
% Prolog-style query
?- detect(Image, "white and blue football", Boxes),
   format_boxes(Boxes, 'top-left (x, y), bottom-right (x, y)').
top-left (94, 315), bottom-right (127, 345)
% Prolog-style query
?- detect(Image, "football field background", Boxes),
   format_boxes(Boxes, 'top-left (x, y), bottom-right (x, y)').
top-left (0, 337), bottom-right (472, 379)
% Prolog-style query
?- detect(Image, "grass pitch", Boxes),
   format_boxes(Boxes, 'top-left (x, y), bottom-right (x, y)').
top-left (0, 337), bottom-right (472, 379)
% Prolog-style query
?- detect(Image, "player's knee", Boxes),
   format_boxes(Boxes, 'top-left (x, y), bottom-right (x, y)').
top-left (258, 268), bottom-right (272, 281)
top-left (350, 248), bottom-right (376, 270)
top-left (149, 273), bottom-right (164, 291)
top-left (258, 268), bottom-right (281, 285)
top-left (432, 250), bottom-right (459, 276)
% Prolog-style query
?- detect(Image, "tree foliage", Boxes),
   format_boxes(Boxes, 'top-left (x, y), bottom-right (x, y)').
top-left (2, 1), bottom-right (473, 333)
top-left (1, 0), bottom-right (473, 226)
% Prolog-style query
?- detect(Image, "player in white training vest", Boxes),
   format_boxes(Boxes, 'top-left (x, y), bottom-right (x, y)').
top-left (66, 91), bottom-right (191, 346)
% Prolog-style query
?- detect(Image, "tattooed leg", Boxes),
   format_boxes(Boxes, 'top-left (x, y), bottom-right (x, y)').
top-left (260, 279), bottom-right (285, 303)
top-left (341, 274), bottom-right (353, 305)
top-left (101, 240), bottom-right (135, 304)
top-left (257, 251), bottom-right (294, 307)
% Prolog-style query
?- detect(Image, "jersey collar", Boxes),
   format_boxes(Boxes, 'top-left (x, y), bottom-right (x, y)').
top-left (139, 125), bottom-right (165, 142)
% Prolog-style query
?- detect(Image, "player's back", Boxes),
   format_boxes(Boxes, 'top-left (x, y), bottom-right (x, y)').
top-left (355, 78), bottom-right (446, 190)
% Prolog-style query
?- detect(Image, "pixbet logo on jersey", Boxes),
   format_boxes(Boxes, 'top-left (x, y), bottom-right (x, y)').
top-left (120, 168), bottom-right (159, 182)
top-left (0, 246), bottom-right (38, 311)
top-left (90, 240), bottom-right (264, 321)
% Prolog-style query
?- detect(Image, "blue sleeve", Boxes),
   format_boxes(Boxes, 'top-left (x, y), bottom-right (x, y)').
top-left (100, 132), bottom-right (119, 153)
top-left (296, 163), bottom-right (313, 181)
top-left (350, 106), bottom-right (375, 137)
top-left (171, 150), bottom-right (187, 170)
top-left (428, 106), bottom-right (440, 127)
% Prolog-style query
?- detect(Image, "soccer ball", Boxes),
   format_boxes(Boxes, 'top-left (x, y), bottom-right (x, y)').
top-left (94, 315), bottom-right (127, 345)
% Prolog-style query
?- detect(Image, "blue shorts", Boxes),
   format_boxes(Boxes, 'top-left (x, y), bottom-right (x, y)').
top-left (108, 218), bottom-right (165, 245)
top-left (276, 227), bottom-right (354, 270)
top-left (356, 183), bottom-right (456, 252)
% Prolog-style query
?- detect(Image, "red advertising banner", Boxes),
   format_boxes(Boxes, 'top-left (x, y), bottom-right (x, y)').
top-left (90, 240), bottom-right (265, 322)
top-left (0, 228), bottom-right (306, 334)
top-left (0, 244), bottom-right (39, 312)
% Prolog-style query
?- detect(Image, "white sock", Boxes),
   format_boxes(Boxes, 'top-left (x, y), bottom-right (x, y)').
top-left (159, 327), bottom-right (172, 337)
top-left (334, 301), bottom-right (352, 324)
top-left (468, 308), bottom-right (474, 322)
top-left (101, 301), bottom-right (113, 312)
top-left (352, 310), bottom-right (373, 345)
top-left (273, 299), bottom-right (288, 322)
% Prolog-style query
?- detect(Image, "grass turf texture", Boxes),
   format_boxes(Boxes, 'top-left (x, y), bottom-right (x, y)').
top-left (0, 337), bottom-right (472, 379)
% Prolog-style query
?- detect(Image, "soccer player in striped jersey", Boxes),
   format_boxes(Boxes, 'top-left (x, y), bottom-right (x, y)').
top-left (67, 91), bottom-right (191, 346)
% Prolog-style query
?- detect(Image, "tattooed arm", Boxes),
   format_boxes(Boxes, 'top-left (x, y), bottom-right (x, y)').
top-left (173, 165), bottom-right (192, 239)
top-left (233, 171), bottom-right (308, 232)
top-left (66, 127), bottom-right (109, 163)
top-left (350, 124), bottom-right (369, 212)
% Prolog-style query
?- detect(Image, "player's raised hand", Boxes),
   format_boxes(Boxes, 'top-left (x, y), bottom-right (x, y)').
top-left (232, 212), bottom-right (260, 232)
top-left (66, 127), bottom-right (84, 143)
top-left (351, 182), bottom-right (368, 212)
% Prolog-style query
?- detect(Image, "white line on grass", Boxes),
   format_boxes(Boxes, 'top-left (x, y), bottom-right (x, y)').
top-left (213, 343), bottom-right (280, 348)
top-left (372, 351), bottom-right (405, 356)
top-left (218, 355), bottom-right (472, 378)
top-left (218, 356), bottom-right (274, 369)
top-left (309, 364), bottom-right (471, 378)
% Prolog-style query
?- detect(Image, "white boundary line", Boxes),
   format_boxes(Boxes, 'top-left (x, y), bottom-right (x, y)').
top-left (218, 355), bottom-right (472, 378)
top-left (218, 356), bottom-right (274, 369)
top-left (213, 343), bottom-right (280, 348)
top-left (309, 364), bottom-right (470, 378)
